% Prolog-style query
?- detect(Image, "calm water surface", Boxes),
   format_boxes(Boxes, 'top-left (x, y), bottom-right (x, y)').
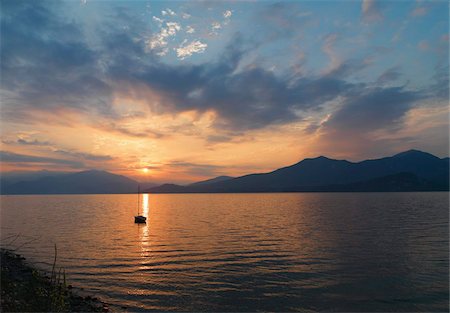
top-left (1, 193), bottom-right (448, 312)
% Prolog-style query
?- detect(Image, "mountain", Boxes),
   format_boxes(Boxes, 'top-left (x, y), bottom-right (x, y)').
top-left (146, 150), bottom-right (449, 193)
top-left (148, 183), bottom-right (191, 193)
top-left (189, 176), bottom-right (234, 186)
top-left (0, 170), bottom-right (70, 186)
top-left (316, 172), bottom-right (444, 192)
top-left (2, 150), bottom-right (447, 194)
top-left (1, 170), bottom-right (140, 194)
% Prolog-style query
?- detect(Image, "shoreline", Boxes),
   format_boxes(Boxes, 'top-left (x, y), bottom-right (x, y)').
top-left (1, 248), bottom-right (111, 312)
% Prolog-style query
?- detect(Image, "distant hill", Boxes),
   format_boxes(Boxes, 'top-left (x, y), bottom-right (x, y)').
top-left (314, 172), bottom-right (444, 192)
top-left (0, 170), bottom-right (70, 185)
top-left (146, 150), bottom-right (449, 193)
top-left (148, 183), bottom-right (191, 193)
top-left (1, 170), bottom-right (141, 194)
top-left (189, 176), bottom-right (234, 186)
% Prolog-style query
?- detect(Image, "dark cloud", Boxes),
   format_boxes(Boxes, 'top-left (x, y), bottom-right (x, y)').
top-left (53, 149), bottom-right (113, 162)
top-left (0, 0), bottom-right (112, 116)
top-left (430, 64), bottom-right (449, 100)
top-left (206, 135), bottom-right (234, 143)
top-left (0, 0), bottom-right (437, 138)
top-left (0, 151), bottom-right (84, 168)
top-left (1, 135), bottom-right (112, 162)
top-left (326, 57), bottom-right (373, 79)
top-left (0, 1), bottom-right (353, 131)
top-left (376, 67), bottom-right (402, 85)
top-left (2, 138), bottom-right (51, 146)
top-left (99, 6), bottom-right (156, 71)
top-left (112, 41), bottom-right (354, 130)
top-left (163, 161), bottom-right (226, 177)
top-left (95, 122), bottom-right (165, 139)
top-left (323, 86), bottom-right (423, 133)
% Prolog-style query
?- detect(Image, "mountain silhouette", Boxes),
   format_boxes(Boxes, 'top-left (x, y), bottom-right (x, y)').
top-left (0, 170), bottom-right (70, 185)
top-left (189, 176), bottom-right (234, 186)
top-left (147, 150), bottom-right (449, 193)
top-left (1, 150), bottom-right (447, 194)
top-left (1, 170), bottom-right (140, 194)
top-left (314, 172), bottom-right (442, 192)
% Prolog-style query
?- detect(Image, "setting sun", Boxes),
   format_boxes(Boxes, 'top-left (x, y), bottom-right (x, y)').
top-left (142, 168), bottom-right (149, 174)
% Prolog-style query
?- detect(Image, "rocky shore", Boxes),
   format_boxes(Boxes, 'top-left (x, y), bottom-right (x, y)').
top-left (1, 249), bottom-right (111, 312)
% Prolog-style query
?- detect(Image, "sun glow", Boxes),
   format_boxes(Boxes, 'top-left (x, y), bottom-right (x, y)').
top-left (142, 168), bottom-right (149, 173)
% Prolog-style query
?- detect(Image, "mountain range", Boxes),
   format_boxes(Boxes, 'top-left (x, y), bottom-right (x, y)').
top-left (146, 150), bottom-right (449, 193)
top-left (0, 170), bottom-right (155, 195)
top-left (1, 150), bottom-right (448, 194)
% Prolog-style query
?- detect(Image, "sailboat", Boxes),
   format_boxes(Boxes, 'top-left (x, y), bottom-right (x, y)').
top-left (134, 185), bottom-right (147, 224)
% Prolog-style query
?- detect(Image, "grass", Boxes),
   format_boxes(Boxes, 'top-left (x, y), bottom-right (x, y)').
top-left (1, 246), bottom-right (104, 312)
top-left (1, 246), bottom-right (69, 312)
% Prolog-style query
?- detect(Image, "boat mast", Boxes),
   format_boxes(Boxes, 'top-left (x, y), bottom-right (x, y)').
top-left (137, 185), bottom-right (140, 215)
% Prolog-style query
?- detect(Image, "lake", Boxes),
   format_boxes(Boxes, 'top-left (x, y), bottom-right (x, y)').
top-left (1, 192), bottom-right (448, 312)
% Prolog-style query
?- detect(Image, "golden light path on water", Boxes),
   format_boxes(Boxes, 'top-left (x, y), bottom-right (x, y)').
top-left (142, 194), bottom-right (149, 217)
top-left (139, 194), bottom-right (151, 267)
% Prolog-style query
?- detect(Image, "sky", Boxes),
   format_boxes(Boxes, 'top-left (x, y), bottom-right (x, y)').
top-left (0, 0), bottom-right (449, 184)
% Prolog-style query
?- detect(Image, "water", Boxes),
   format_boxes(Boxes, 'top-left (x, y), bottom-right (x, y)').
top-left (1, 192), bottom-right (448, 312)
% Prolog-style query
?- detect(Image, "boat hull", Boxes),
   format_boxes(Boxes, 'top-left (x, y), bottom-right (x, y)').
top-left (134, 215), bottom-right (146, 223)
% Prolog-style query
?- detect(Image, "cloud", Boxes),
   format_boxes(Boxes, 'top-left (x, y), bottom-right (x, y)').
top-left (182, 13), bottom-right (191, 19)
top-left (52, 149), bottom-right (113, 161)
top-left (2, 138), bottom-right (51, 146)
top-left (1, 133), bottom-right (113, 166)
top-left (161, 8), bottom-right (176, 16)
top-left (307, 86), bottom-right (427, 159)
top-left (430, 64), bottom-right (449, 100)
top-left (106, 38), bottom-right (397, 132)
top-left (211, 22), bottom-right (221, 30)
top-left (0, 151), bottom-right (84, 168)
top-left (165, 22), bottom-right (181, 34)
top-left (376, 66), bottom-right (402, 85)
top-left (361, 0), bottom-right (383, 23)
top-left (0, 1), bottom-right (441, 142)
top-left (147, 21), bottom-right (181, 55)
top-left (322, 33), bottom-right (341, 72)
top-left (326, 57), bottom-right (373, 79)
top-left (206, 135), bottom-right (234, 143)
top-left (323, 86), bottom-right (423, 134)
top-left (176, 40), bottom-right (208, 59)
top-left (163, 161), bottom-right (226, 177)
top-left (223, 10), bottom-right (232, 19)
top-left (152, 16), bottom-right (164, 24)
top-left (169, 72), bottom-right (346, 129)
top-left (95, 122), bottom-right (165, 139)
top-left (0, 1), bottom-right (113, 116)
top-left (1, 2), bottom-right (354, 133)
top-left (186, 26), bottom-right (195, 34)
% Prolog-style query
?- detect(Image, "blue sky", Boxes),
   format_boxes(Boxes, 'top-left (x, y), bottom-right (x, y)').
top-left (1, 0), bottom-right (448, 182)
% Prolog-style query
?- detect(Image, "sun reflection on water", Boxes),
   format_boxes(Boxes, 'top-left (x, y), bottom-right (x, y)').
top-left (142, 193), bottom-right (149, 217)
top-left (139, 194), bottom-right (151, 260)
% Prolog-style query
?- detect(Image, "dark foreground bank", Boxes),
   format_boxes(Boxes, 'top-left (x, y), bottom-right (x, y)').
top-left (1, 249), bottom-right (110, 312)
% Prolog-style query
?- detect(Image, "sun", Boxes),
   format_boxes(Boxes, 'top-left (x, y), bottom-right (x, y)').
top-left (142, 168), bottom-right (149, 173)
